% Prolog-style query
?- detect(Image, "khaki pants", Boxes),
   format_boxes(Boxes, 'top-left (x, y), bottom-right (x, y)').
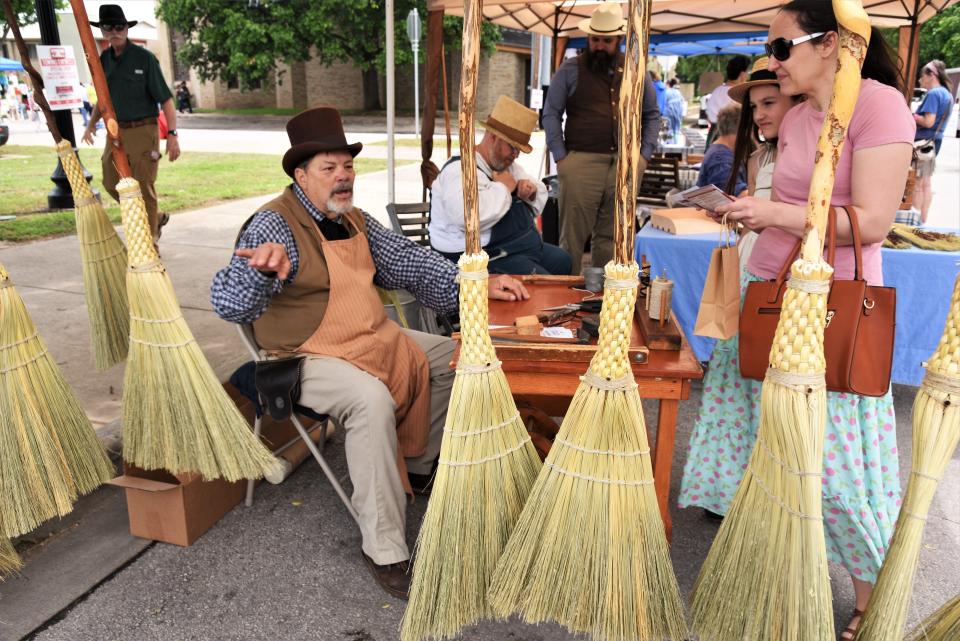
top-left (558, 150), bottom-right (617, 275)
top-left (102, 122), bottom-right (161, 239)
top-left (297, 329), bottom-right (454, 565)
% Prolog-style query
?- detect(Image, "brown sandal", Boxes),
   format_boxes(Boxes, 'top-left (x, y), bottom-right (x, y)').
top-left (840, 608), bottom-right (865, 640)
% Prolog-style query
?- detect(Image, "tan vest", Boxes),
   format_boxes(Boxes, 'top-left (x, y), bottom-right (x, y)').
top-left (250, 187), bottom-right (367, 353)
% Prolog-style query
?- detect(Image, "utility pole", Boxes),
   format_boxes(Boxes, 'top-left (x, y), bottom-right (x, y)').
top-left (406, 8), bottom-right (420, 138)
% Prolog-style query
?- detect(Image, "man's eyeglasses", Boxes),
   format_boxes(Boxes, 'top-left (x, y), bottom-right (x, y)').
top-left (764, 32), bottom-right (825, 61)
top-left (589, 36), bottom-right (617, 44)
top-left (100, 24), bottom-right (128, 33)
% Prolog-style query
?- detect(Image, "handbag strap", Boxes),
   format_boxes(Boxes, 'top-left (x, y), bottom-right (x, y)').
top-left (773, 206), bottom-right (863, 287)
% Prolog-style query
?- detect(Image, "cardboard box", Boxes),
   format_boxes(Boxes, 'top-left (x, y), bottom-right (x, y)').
top-left (108, 383), bottom-right (324, 547)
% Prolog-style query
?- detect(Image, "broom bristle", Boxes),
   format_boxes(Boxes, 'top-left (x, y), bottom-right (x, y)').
top-left (400, 252), bottom-right (541, 641)
top-left (56, 141), bottom-right (129, 370)
top-left (690, 259), bottom-right (834, 641)
top-left (855, 275), bottom-right (960, 641)
top-left (0, 263), bottom-right (115, 538)
top-left (905, 593), bottom-right (960, 641)
top-left (0, 536), bottom-right (21, 580)
top-left (117, 178), bottom-right (276, 482)
top-left (487, 261), bottom-right (687, 641)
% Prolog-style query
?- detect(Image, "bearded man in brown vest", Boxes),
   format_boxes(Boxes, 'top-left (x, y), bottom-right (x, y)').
top-left (211, 107), bottom-right (528, 599)
top-left (542, 1), bottom-right (660, 275)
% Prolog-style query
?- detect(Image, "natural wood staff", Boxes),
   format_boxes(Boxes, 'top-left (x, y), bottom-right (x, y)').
top-left (66, 0), bottom-right (131, 177)
top-left (458, 0), bottom-right (483, 255)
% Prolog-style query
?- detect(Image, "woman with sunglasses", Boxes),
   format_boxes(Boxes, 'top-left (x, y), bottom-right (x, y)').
top-left (912, 60), bottom-right (954, 223)
top-left (702, 1), bottom-right (914, 638)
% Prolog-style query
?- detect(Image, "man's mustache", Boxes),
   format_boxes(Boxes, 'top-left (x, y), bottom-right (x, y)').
top-left (332, 183), bottom-right (353, 195)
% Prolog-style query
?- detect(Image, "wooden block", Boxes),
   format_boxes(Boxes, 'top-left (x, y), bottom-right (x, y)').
top-left (635, 301), bottom-right (682, 350)
top-left (649, 208), bottom-right (724, 236)
top-left (515, 315), bottom-right (543, 335)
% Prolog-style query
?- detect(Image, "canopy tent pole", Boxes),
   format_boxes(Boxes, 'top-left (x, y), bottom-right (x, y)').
top-left (387, 0), bottom-right (396, 203)
top-left (899, 0), bottom-right (922, 101)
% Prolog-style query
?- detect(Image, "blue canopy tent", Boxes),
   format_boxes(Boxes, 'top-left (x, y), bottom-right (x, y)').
top-left (566, 31), bottom-right (768, 57)
top-left (0, 57), bottom-right (25, 72)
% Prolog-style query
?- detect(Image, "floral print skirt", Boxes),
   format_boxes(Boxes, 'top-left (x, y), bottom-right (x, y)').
top-left (678, 270), bottom-right (902, 582)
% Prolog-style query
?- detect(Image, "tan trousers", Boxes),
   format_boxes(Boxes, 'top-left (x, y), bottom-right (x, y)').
top-left (102, 122), bottom-right (161, 239)
top-left (297, 329), bottom-right (454, 565)
top-left (558, 150), bottom-right (617, 275)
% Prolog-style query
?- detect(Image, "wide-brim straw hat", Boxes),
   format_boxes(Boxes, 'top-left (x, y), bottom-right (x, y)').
top-left (577, 2), bottom-right (627, 36)
top-left (728, 56), bottom-right (779, 103)
top-left (481, 96), bottom-right (538, 154)
top-left (89, 4), bottom-right (138, 28)
top-left (281, 107), bottom-right (363, 177)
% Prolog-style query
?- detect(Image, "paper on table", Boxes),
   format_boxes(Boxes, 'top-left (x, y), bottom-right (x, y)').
top-left (540, 327), bottom-right (574, 338)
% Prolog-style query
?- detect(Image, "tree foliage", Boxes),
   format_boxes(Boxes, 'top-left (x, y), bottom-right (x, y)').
top-left (673, 54), bottom-right (737, 91)
top-left (1, 0), bottom-right (67, 44)
top-left (156, 0), bottom-right (501, 107)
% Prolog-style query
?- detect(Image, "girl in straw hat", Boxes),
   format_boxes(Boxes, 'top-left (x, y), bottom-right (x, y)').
top-left (686, 1), bottom-right (914, 637)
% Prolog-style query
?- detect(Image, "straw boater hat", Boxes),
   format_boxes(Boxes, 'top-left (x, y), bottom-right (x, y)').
top-left (577, 2), bottom-right (627, 36)
top-left (89, 4), bottom-right (138, 28)
top-left (281, 107), bottom-right (363, 177)
top-left (481, 96), bottom-right (538, 154)
top-left (728, 56), bottom-right (779, 103)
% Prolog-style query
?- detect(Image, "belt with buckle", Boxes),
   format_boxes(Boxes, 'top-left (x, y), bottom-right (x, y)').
top-left (118, 117), bottom-right (158, 129)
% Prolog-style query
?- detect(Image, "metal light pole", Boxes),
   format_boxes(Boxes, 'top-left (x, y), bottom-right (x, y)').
top-left (406, 8), bottom-right (420, 138)
top-left (36, 0), bottom-right (91, 209)
top-left (386, 0), bottom-right (395, 202)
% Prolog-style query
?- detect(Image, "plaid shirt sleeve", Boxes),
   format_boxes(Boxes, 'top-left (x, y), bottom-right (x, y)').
top-left (363, 213), bottom-right (459, 313)
top-left (209, 210), bottom-right (300, 324)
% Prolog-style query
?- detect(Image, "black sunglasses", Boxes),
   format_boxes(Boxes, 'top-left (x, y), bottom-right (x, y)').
top-left (764, 32), bottom-right (825, 61)
top-left (100, 24), bottom-right (128, 33)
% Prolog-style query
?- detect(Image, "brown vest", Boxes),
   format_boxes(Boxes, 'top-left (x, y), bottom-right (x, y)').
top-left (563, 52), bottom-right (624, 154)
top-left (250, 187), bottom-right (367, 353)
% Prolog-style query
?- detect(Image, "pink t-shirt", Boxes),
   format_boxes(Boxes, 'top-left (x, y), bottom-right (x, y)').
top-left (747, 79), bottom-right (915, 285)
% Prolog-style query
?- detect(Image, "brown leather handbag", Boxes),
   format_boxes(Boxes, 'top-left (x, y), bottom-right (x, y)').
top-left (739, 207), bottom-right (896, 397)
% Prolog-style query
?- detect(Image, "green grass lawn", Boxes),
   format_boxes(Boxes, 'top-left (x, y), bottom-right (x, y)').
top-left (0, 146), bottom-right (393, 243)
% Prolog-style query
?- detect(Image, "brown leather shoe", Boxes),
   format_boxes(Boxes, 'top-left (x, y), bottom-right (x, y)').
top-left (361, 552), bottom-right (411, 600)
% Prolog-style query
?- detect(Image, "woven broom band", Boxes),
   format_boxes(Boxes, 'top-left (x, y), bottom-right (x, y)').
top-left (0, 281), bottom-right (11, 290)
top-left (81, 234), bottom-right (119, 247)
top-left (922, 369), bottom-right (960, 396)
top-left (544, 461), bottom-right (655, 487)
top-left (131, 314), bottom-right (183, 325)
top-left (765, 367), bottom-right (826, 391)
top-left (583, 371), bottom-right (638, 391)
top-left (756, 434), bottom-right (821, 478)
top-left (457, 360), bottom-right (501, 374)
top-left (0, 349), bottom-right (48, 375)
top-left (554, 437), bottom-right (650, 457)
top-left (747, 463), bottom-right (823, 522)
top-left (130, 336), bottom-right (196, 349)
top-left (902, 510), bottom-right (928, 523)
top-left (787, 276), bottom-right (831, 294)
top-left (605, 277), bottom-right (639, 289)
top-left (456, 270), bottom-right (488, 282)
top-left (911, 469), bottom-right (943, 482)
top-left (438, 436), bottom-right (531, 467)
top-left (445, 411), bottom-right (520, 437)
top-left (129, 260), bottom-right (163, 274)
top-left (87, 247), bottom-right (125, 264)
top-left (0, 331), bottom-right (39, 350)
top-left (118, 187), bottom-right (143, 201)
top-left (75, 196), bottom-right (99, 208)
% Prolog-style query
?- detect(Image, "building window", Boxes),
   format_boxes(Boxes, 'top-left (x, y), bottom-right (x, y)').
top-left (226, 75), bottom-right (263, 91)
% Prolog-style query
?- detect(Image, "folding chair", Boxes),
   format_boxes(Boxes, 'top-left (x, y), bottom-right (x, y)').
top-left (386, 202), bottom-right (432, 247)
top-left (232, 324), bottom-right (359, 524)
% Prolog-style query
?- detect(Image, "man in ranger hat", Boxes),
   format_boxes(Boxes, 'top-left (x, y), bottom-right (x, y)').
top-left (542, 1), bottom-right (660, 275)
top-left (210, 107), bottom-right (528, 599)
top-left (81, 4), bottom-right (180, 243)
top-left (429, 95), bottom-right (571, 275)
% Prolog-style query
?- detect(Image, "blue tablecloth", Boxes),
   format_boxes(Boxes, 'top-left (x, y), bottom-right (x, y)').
top-left (635, 225), bottom-right (960, 386)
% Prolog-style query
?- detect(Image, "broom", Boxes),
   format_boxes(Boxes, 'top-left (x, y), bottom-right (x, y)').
top-left (399, 0), bottom-right (542, 637)
top-left (0, 261), bottom-right (114, 538)
top-left (0, 0), bottom-right (129, 371)
top-left (904, 594), bottom-right (960, 641)
top-left (853, 274), bottom-right (960, 641)
top-left (689, 3), bottom-right (871, 640)
top-left (0, 535), bottom-right (20, 580)
top-left (486, 2), bottom-right (687, 639)
top-left (69, 0), bottom-right (277, 482)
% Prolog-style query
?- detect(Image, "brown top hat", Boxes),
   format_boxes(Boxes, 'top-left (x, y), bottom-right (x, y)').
top-left (728, 57), bottom-right (779, 104)
top-left (89, 4), bottom-right (138, 28)
top-left (281, 107), bottom-right (363, 177)
top-left (481, 96), bottom-right (538, 154)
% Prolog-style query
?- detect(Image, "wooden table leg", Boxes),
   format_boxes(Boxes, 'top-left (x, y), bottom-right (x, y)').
top-left (653, 398), bottom-right (679, 542)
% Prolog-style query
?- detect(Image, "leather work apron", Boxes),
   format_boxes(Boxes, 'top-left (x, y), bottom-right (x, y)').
top-left (295, 214), bottom-right (431, 493)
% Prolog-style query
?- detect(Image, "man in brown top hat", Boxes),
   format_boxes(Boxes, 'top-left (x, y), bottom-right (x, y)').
top-left (211, 107), bottom-right (528, 599)
top-left (542, 2), bottom-right (660, 275)
top-left (429, 95), bottom-right (571, 275)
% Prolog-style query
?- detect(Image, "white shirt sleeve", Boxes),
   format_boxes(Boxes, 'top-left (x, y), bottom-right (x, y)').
top-left (510, 162), bottom-right (547, 214)
top-left (427, 157), bottom-right (512, 252)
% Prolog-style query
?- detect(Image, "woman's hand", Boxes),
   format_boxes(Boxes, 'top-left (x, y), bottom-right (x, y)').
top-left (713, 197), bottom-right (782, 232)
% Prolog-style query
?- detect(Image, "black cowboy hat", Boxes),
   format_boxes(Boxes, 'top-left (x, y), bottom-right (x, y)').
top-left (89, 5), bottom-right (138, 28)
top-left (281, 107), bottom-right (363, 177)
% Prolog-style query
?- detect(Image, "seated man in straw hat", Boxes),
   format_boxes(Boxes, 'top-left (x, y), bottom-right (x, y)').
top-left (429, 95), bottom-right (571, 275)
top-left (543, 1), bottom-right (660, 275)
top-left (210, 107), bottom-right (528, 600)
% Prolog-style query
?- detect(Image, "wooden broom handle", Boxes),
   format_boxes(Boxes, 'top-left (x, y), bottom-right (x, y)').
top-left (0, 0), bottom-right (61, 142)
top-left (612, 0), bottom-right (650, 264)
top-left (67, 0), bottom-right (131, 178)
top-left (459, 0), bottom-right (482, 255)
